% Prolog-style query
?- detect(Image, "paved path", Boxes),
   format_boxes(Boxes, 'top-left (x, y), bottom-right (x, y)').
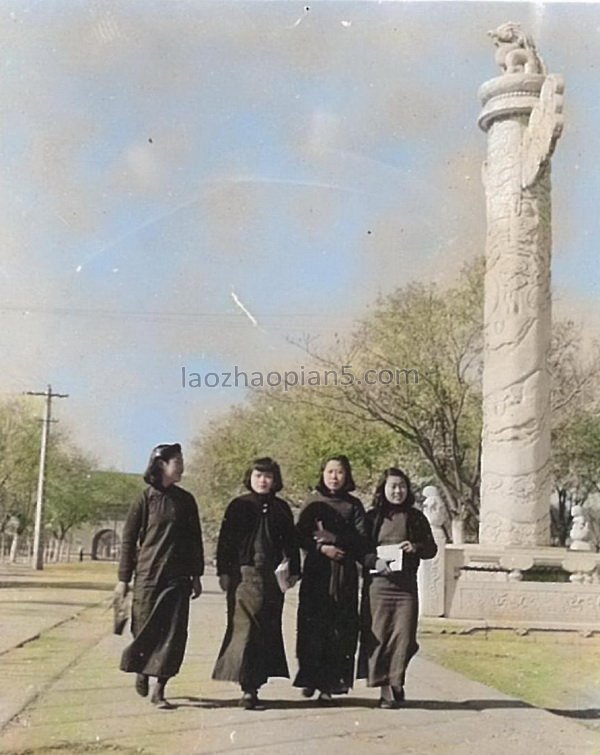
top-left (0, 571), bottom-right (599, 754)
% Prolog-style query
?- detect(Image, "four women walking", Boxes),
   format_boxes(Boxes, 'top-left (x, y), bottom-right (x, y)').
top-left (116, 447), bottom-right (438, 710)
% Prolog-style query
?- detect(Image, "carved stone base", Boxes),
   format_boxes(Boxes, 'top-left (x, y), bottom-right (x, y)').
top-left (451, 581), bottom-right (600, 623)
top-left (444, 545), bottom-right (600, 625)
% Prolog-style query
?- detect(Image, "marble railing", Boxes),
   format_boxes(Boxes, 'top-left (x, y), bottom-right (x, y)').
top-left (419, 544), bottom-right (600, 625)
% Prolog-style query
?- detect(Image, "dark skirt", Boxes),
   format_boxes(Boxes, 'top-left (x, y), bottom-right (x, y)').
top-left (120, 576), bottom-right (192, 678)
top-left (358, 575), bottom-right (419, 687)
top-left (212, 565), bottom-right (288, 690)
top-left (294, 563), bottom-right (359, 692)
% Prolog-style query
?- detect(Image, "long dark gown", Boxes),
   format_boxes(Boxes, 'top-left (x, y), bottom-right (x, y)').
top-left (294, 492), bottom-right (368, 693)
top-left (118, 484), bottom-right (204, 678)
top-left (358, 504), bottom-right (436, 688)
top-left (212, 492), bottom-right (300, 691)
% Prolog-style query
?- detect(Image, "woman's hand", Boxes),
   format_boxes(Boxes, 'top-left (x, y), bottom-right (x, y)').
top-left (191, 576), bottom-right (202, 599)
top-left (313, 528), bottom-right (337, 545)
top-left (218, 574), bottom-right (231, 592)
top-left (114, 581), bottom-right (129, 598)
top-left (399, 541), bottom-right (417, 554)
top-left (374, 558), bottom-right (392, 574)
top-left (320, 544), bottom-right (346, 562)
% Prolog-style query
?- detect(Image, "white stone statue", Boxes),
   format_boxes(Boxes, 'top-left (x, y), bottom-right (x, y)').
top-left (419, 486), bottom-right (448, 617)
top-left (489, 22), bottom-right (545, 75)
top-left (569, 505), bottom-right (592, 551)
top-left (422, 485), bottom-right (448, 529)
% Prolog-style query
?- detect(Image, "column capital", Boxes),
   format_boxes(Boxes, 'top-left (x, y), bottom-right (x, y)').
top-left (478, 73), bottom-right (545, 132)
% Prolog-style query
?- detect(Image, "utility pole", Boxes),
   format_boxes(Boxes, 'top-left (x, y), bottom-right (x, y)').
top-left (25, 385), bottom-right (69, 570)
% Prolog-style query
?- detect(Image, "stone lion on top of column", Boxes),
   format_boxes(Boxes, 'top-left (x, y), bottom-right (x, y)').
top-left (489, 22), bottom-right (546, 75)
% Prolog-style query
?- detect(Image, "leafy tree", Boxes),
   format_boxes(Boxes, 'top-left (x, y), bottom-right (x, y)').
top-left (46, 457), bottom-right (143, 548)
top-left (189, 259), bottom-right (600, 546)
top-left (187, 392), bottom-right (405, 545)
top-left (0, 399), bottom-right (42, 557)
top-left (287, 258), bottom-right (484, 538)
top-left (548, 319), bottom-right (600, 545)
top-left (0, 397), bottom-right (144, 561)
top-left (551, 413), bottom-right (600, 546)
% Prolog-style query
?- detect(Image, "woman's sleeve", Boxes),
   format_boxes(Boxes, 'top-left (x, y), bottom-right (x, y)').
top-left (296, 502), bottom-right (318, 552)
top-left (413, 511), bottom-right (438, 560)
top-left (351, 498), bottom-right (371, 564)
top-left (216, 500), bottom-right (237, 576)
top-left (117, 495), bottom-right (144, 583)
top-left (188, 496), bottom-right (205, 577)
top-left (281, 502), bottom-right (301, 577)
top-left (362, 510), bottom-right (378, 571)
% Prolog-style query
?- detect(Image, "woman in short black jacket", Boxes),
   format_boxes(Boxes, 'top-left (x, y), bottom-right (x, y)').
top-left (212, 457), bottom-right (300, 709)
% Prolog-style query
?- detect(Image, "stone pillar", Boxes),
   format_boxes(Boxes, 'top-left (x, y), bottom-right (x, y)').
top-left (478, 24), bottom-right (564, 546)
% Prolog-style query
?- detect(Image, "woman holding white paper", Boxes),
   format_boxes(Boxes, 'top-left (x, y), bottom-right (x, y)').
top-left (358, 467), bottom-right (437, 708)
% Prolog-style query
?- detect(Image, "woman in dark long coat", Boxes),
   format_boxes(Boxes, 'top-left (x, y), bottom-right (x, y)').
top-left (116, 443), bottom-right (204, 708)
top-left (212, 457), bottom-right (300, 710)
top-left (294, 454), bottom-right (368, 703)
top-left (358, 467), bottom-right (437, 708)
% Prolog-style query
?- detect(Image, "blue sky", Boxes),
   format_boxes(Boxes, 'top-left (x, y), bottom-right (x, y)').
top-left (2, 1), bottom-right (600, 472)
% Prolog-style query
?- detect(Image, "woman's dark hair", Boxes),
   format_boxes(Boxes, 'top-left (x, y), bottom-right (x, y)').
top-left (372, 467), bottom-right (414, 508)
top-left (243, 456), bottom-right (283, 493)
top-left (143, 443), bottom-right (182, 487)
top-left (316, 454), bottom-right (356, 495)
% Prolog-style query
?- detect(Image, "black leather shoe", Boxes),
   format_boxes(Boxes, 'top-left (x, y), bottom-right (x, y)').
top-left (152, 697), bottom-right (175, 710)
top-left (331, 684), bottom-right (349, 695)
top-left (135, 674), bottom-right (149, 697)
top-left (240, 691), bottom-right (259, 710)
top-left (317, 691), bottom-right (333, 705)
top-left (378, 697), bottom-right (399, 709)
top-left (301, 687), bottom-right (315, 698)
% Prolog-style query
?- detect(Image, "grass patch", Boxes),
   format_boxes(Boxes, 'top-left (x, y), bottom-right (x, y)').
top-left (0, 561), bottom-right (117, 590)
top-left (419, 631), bottom-right (600, 717)
top-left (38, 562), bottom-right (116, 583)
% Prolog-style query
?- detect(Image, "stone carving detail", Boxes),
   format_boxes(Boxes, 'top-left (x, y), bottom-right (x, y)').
top-left (479, 512), bottom-right (551, 548)
top-left (478, 26), bottom-right (564, 547)
top-left (418, 486), bottom-right (447, 617)
top-left (455, 583), bottom-right (600, 622)
top-left (422, 486), bottom-right (447, 528)
top-left (499, 553), bottom-right (535, 582)
top-left (568, 505), bottom-right (592, 552)
top-left (489, 22), bottom-right (545, 75)
top-left (522, 74), bottom-right (565, 189)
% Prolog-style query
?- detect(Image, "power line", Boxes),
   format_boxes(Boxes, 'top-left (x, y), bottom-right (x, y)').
top-left (0, 305), bottom-right (353, 320)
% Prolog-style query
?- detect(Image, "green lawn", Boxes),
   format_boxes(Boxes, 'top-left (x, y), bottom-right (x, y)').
top-left (0, 559), bottom-right (117, 589)
top-left (419, 629), bottom-right (600, 727)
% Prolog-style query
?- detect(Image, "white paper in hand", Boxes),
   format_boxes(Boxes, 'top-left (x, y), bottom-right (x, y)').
top-left (376, 544), bottom-right (403, 571)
